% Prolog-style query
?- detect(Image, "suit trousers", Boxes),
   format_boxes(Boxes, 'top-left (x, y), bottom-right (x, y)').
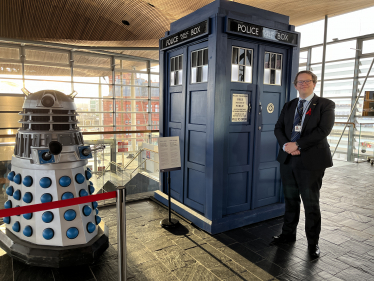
top-left (280, 155), bottom-right (325, 245)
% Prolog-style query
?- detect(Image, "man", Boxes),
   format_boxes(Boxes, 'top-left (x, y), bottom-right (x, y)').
top-left (273, 70), bottom-right (335, 258)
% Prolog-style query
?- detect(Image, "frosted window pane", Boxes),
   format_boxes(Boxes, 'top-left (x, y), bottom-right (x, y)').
top-left (239, 66), bottom-right (244, 82)
top-left (178, 70), bottom-right (183, 85)
top-left (192, 52), bottom-right (197, 67)
top-left (264, 69), bottom-right (270, 84)
top-left (231, 65), bottom-right (239, 81)
top-left (202, 65), bottom-right (208, 82)
top-left (362, 39), bottom-right (374, 54)
top-left (191, 67), bottom-right (197, 83)
top-left (276, 70), bottom-right (281, 85)
top-left (232, 48), bottom-right (238, 64)
top-left (170, 72), bottom-right (174, 86)
top-left (245, 66), bottom-right (252, 83)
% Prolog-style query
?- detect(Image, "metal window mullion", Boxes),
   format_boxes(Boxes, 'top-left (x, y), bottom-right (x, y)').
top-left (147, 60), bottom-right (152, 140)
top-left (70, 50), bottom-right (74, 92)
top-left (111, 55), bottom-right (117, 172)
top-left (306, 47), bottom-right (312, 71)
top-left (348, 39), bottom-right (362, 161)
top-left (320, 15), bottom-right (328, 98)
top-left (20, 45), bottom-right (25, 88)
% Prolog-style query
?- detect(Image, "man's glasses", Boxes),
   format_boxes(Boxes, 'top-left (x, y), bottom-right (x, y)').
top-left (297, 80), bottom-right (313, 85)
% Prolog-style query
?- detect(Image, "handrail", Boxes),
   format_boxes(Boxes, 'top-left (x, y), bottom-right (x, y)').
top-left (122, 149), bottom-right (143, 170)
top-left (130, 159), bottom-right (147, 177)
top-left (0, 130), bottom-right (159, 138)
top-left (334, 122), bottom-right (355, 128)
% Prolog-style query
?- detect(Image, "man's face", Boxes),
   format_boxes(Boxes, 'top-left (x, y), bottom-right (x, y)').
top-left (294, 73), bottom-right (316, 97)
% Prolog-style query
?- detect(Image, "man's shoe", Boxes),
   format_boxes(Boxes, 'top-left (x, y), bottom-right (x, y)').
top-left (271, 234), bottom-right (296, 244)
top-left (308, 244), bottom-right (320, 259)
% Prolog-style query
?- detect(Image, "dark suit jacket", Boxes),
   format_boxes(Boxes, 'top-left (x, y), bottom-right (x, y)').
top-left (274, 94), bottom-right (335, 171)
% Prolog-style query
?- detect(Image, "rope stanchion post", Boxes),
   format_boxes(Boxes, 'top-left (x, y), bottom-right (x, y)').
top-left (116, 186), bottom-right (127, 281)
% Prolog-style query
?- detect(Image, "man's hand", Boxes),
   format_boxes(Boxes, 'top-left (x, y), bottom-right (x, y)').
top-left (291, 150), bottom-right (300, 156)
top-left (284, 142), bottom-right (299, 154)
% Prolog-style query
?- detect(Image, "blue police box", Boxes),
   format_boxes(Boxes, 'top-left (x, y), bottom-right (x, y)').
top-left (154, 0), bottom-right (300, 234)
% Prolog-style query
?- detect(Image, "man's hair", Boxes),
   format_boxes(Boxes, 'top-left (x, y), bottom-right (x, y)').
top-left (294, 70), bottom-right (317, 86)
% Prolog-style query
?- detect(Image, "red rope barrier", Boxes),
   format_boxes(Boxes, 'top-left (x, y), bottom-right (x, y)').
top-left (0, 191), bottom-right (117, 218)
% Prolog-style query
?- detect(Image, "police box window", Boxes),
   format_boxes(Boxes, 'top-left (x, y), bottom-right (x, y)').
top-left (264, 52), bottom-right (282, 85)
top-left (191, 48), bottom-right (208, 83)
top-left (170, 54), bottom-right (183, 86)
top-left (231, 47), bottom-right (253, 83)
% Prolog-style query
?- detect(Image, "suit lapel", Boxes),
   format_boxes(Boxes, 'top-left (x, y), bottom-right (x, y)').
top-left (301, 95), bottom-right (319, 133)
top-left (287, 99), bottom-right (299, 139)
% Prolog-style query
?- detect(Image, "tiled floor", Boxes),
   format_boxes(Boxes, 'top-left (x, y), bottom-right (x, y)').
top-left (1, 161), bottom-right (374, 280)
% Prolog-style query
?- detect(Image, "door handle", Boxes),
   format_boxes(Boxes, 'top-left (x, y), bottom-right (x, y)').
top-left (248, 103), bottom-right (251, 113)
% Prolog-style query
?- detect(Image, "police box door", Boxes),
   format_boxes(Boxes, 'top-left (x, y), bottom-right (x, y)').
top-left (252, 45), bottom-right (288, 209)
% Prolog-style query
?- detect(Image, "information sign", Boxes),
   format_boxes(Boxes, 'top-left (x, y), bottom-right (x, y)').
top-left (158, 136), bottom-right (181, 172)
top-left (232, 93), bottom-right (249, 122)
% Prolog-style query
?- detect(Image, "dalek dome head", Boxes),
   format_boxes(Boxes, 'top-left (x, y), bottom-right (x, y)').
top-left (23, 90), bottom-right (76, 111)
top-left (20, 90), bottom-right (79, 132)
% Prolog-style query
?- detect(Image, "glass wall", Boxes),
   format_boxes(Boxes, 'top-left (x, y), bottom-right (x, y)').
top-left (298, 32), bottom-right (374, 162)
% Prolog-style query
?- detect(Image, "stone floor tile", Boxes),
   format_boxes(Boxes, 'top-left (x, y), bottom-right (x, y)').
top-left (155, 245), bottom-right (196, 271)
top-left (218, 243), bottom-right (264, 265)
top-left (14, 266), bottom-right (54, 281)
top-left (90, 260), bottom-right (119, 281)
top-left (337, 251), bottom-right (374, 276)
top-left (173, 234), bottom-right (207, 250)
top-left (338, 239), bottom-right (374, 255)
top-left (172, 263), bottom-right (220, 281)
top-left (309, 254), bottom-right (350, 275)
top-left (143, 235), bottom-right (175, 252)
top-left (242, 238), bottom-right (272, 253)
top-left (339, 226), bottom-right (373, 242)
top-left (129, 259), bottom-right (178, 281)
top-left (255, 259), bottom-right (284, 278)
top-left (205, 233), bottom-right (236, 249)
top-left (320, 232), bottom-right (350, 245)
top-left (314, 271), bottom-right (344, 281)
top-left (185, 246), bottom-right (223, 269)
top-left (256, 246), bottom-right (303, 268)
top-left (224, 228), bottom-right (259, 243)
top-left (52, 266), bottom-right (95, 281)
top-left (0, 254), bottom-right (13, 281)
top-left (91, 244), bottom-right (118, 265)
top-left (335, 266), bottom-right (374, 281)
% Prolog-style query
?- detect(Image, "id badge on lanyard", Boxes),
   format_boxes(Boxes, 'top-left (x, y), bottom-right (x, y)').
top-left (295, 125), bottom-right (302, 132)
top-left (295, 105), bottom-right (304, 132)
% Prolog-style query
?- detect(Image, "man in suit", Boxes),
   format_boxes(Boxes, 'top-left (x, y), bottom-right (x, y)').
top-left (273, 70), bottom-right (335, 258)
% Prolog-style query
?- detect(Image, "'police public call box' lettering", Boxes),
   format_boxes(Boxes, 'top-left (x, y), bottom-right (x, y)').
top-left (228, 18), bottom-right (298, 46)
top-left (160, 20), bottom-right (209, 50)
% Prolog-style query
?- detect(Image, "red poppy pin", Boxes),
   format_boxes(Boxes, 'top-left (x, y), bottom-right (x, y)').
top-left (306, 108), bottom-right (312, 116)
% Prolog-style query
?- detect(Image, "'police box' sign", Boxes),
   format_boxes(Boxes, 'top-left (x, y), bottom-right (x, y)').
top-left (160, 20), bottom-right (209, 50)
top-left (227, 18), bottom-right (298, 46)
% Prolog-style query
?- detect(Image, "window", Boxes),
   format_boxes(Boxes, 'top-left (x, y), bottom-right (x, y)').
top-left (264, 52), bottom-right (282, 85)
top-left (231, 47), bottom-right (253, 83)
top-left (155, 105), bottom-right (159, 112)
top-left (191, 48), bottom-right (208, 83)
top-left (170, 54), bottom-right (183, 86)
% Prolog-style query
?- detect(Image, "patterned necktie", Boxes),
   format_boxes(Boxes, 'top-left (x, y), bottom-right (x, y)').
top-left (291, 100), bottom-right (306, 142)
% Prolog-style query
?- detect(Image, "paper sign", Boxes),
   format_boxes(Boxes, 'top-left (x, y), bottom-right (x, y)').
top-left (232, 93), bottom-right (248, 122)
top-left (158, 136), bottom-right (182, 172)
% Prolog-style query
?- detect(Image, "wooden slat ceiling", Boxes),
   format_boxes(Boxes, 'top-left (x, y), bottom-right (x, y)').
top-left (0, 0), bottom-right (373, 76)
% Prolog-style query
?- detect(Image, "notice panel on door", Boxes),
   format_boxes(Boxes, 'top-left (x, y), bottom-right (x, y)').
top-left (231, 93), bottom-right (248, 122)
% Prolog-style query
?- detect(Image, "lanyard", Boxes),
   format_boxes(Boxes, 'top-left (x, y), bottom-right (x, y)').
top-left (296, 100), bottom-right (309, 125)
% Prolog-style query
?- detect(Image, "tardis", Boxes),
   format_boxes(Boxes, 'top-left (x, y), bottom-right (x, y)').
top-left (155, 0), bottom-right (300, 234)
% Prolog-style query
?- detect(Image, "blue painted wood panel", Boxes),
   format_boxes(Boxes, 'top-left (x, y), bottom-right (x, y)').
top-left (229, 133), bottom-right (249, 167)
top-left (252, 45), bottom-right (288, 209)
top-left (189, 91), bottom-right (207, 125)
top-left (227, 172), bottom-right (248, 208)
top-left (170, 92), bottom-right (182, 122)
top-left (186, 168), bottom-right (206, 212)
top-left (188, 131), bottom-right (206, 165)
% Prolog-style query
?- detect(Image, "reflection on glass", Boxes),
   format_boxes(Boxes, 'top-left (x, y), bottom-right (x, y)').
top-left (197, 67), bottom-right (202, 83)
top-left (170, 72), bottom-right (174, 86)
top-left (276, 70), bottom-right (281, 85)
top-left (246, 50), bottom-right (252, 66)
top-left (175, 71), bottom-right (178, 86)
top-left (231, 65), bottom-right (239, 82)
top-left (239, 49), bottom-right (245, 65)
top-left (192, 52), bottom-right (197, 67)
top-left (270, 69), bottom-right (276, 84)
top-left (202, 66), bottom-right (208, 82)
top-left (175, 57), bottom-right (179, 71)
top-left (191, 67), bottom-right (197, 83)
top-left (271, 54), bottom-right (276, 68)
top-left (362, 39), bottom-right (374, 54)
top-left (197, 50), bottom-right (203, 66)
top-left (179, 56), bottom-right (183, 70)
top-left (178, 70), bottom-right (183, 85)
top-left (239, 66), bottom-right (244, 82)
top-left (232, 47), bottom-right (238, 64)
top-left (171, 57), bottom-right (175, 71)
top-left (276, 55), bottom-right (282, 69)
top-left (264, 69), bottom-right (270, 84)
top-left (245, 66), bottom-right (252, 83)
top-left (203, 49), bottom-right (208, 65)
top-left (264, 53), bottom-right (270, 68)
